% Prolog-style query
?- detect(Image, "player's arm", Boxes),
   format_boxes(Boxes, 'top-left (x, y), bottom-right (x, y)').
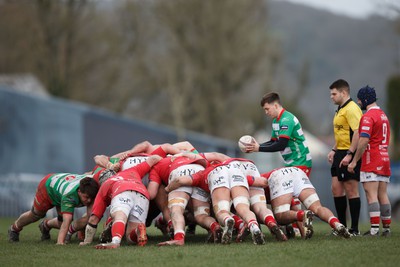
top-left (339, 129), bottom-right (360, 167)
top-left (327, 142), bottom-right (337, 164)
top-left (157, 143), bottom-right (182, 156)
top-left (258, 137), bottom-right (289, 152)
top-left (348, 136), bottom-right (369, 173)
top-left (79, 214), bottom-right (101, 245)
top-left (66, 210), bottom-right (90, 243)
top-left (172, 151), bottom-right (203, 160)
top-left (57, 213), bottom-right (73, 245)
top-left (203, 152), bottom-right (230, 162)
top-left (93, 155), bottom-right (120, 171)
top-left (147, 181), bottom-right (161, 200)
top-left (173, 141), bottom-right (198, 153)
top-left (246, 175), bottom-right (268, 188)
top-left (111, 141), bottom-right (154, 160)
top-left (165, 175), bottom-right (193, 193)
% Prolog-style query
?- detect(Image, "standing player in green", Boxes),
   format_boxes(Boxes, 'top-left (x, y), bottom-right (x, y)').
top-left (243, 92), bottom-right (312, 174)
top-left (327, 79), bottom-right (362, 236)
top-left (243, 92), bottom-right (312, 237)
top-left (8, 173), bottom-right (99, 245)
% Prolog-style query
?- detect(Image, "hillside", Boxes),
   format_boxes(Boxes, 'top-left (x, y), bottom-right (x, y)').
top-left (268, 1), bottom-right (398, 136)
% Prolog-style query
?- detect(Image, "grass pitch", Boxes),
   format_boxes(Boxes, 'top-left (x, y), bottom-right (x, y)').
top-left (0, 218), bottom-right (399, 267)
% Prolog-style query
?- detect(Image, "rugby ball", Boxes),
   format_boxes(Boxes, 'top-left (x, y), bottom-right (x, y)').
top-left (238, 135), bottom-right (254, 152)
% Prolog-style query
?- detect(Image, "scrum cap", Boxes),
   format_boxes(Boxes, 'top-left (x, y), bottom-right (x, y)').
top-left (98, 169), bottom-right (116, 185)
top-left (357, 85), bottom-right (376, 110)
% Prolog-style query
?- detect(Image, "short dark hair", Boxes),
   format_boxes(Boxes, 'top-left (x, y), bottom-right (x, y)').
top-left (260, 92), bottom-right (280, 107)
top-left (329, 79), bottom-right (350, 93)
top-left (79, 177), bottom-right (99, 200)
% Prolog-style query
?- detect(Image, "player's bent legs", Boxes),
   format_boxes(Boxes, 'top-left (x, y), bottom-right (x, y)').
top-left (299, 188), bottom-right (350, 238)
top-left (94, 211), bottom-right (128, 249)
top-left (110, 211), bottom-right (128, 244)
top-left (126, 220), bottom-right (147, 246)
top-left (191, 198), bottom-right (222, 243)
top-left (271, 194), bottom-right (298, 225)
top-left (192, 199), bottom-right (213, 229)
top-left (16, 207), bottom-right (47, 229)
top-left (249, 191), bottom-right (287, 241)
top-left (231, 186), bottom-right (256, 224)
top-left (231, 186), bottom-right (264, 245)
top-left (211, 187), bottom-right (232, 225)
top-left (153, 186), bottom-right (173, 237)
top-left (157, 191), bottom-right (189, 246)
top-left (211, 187), bottom-right (235, 244)
top-left (46, 216), bottom-right (62, 229)
top-left (124, 192), bottom-right (149, 246)
top-left (168, 191), bottom-right (190, 241)
top-left (155, 185), bottom-right (171, 224)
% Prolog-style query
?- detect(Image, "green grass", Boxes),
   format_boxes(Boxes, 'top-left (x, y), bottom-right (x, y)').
top-left (0, 218), bottom-right (399, 267)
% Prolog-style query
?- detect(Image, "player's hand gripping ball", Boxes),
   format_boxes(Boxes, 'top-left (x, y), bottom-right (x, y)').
top-left (238, 135), bottom-right (254, 152)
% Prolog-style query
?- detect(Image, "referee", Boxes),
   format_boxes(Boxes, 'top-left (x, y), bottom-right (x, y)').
top-left (327, 79), bottom-right (362, 236)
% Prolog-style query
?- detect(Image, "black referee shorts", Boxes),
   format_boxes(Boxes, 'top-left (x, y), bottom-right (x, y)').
top-left (330, 150), bottom-right (361, 182)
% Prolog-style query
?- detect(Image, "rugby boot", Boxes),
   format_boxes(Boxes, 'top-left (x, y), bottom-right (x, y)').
top-left (335, 224), bottom-right (351, 239)
top-left (303, 210), bottom-right (314, 239)
top-left (136, 223), bottom-right (148, 247)
top-left (270, 224), bottom-right (288, 242)
top-left (221, 218), bottom-right (235, 244)
top-left (8, 226), bottom-right (20, 242)
top-left (99, 221), bottom-right (112, 243)
top-left (236, 223), bottom-right (250, 243)
top-left (39, 220), bottom-right (51, 241)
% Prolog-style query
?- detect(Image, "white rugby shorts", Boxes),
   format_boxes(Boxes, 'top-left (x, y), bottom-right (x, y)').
top-left (110, 190), bottom-right (149, 223)
top-left (360, 171), bottom-right (390, 183)
top-left (268, 167), bottom-right (314, 200)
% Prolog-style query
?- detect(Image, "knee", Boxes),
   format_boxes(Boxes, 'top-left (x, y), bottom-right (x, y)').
top-left (213, 200), bottom-right (231, 216)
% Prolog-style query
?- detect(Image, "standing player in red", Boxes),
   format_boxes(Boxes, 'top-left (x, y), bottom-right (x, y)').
top-left (348, 86), bottom-right (392, 237)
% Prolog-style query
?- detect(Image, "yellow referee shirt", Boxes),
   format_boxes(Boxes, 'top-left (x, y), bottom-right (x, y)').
top-left (333, 99), bottom-right (362, 150)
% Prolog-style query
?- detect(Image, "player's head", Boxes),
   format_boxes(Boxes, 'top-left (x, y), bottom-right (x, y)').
top-left (260, 92), bottom-right (281, 118)
top-left (78, 177), bottom-right (99, 206)
top-left (261, 92), bottom-right (280, 106)
top-left (357, 85), bottom-right (376, 110)
top-left (98, 169), bottom-right (116, 185)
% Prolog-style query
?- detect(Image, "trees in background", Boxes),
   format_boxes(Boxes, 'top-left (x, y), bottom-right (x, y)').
top-left (0, 0), bottom-right (282, 140)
